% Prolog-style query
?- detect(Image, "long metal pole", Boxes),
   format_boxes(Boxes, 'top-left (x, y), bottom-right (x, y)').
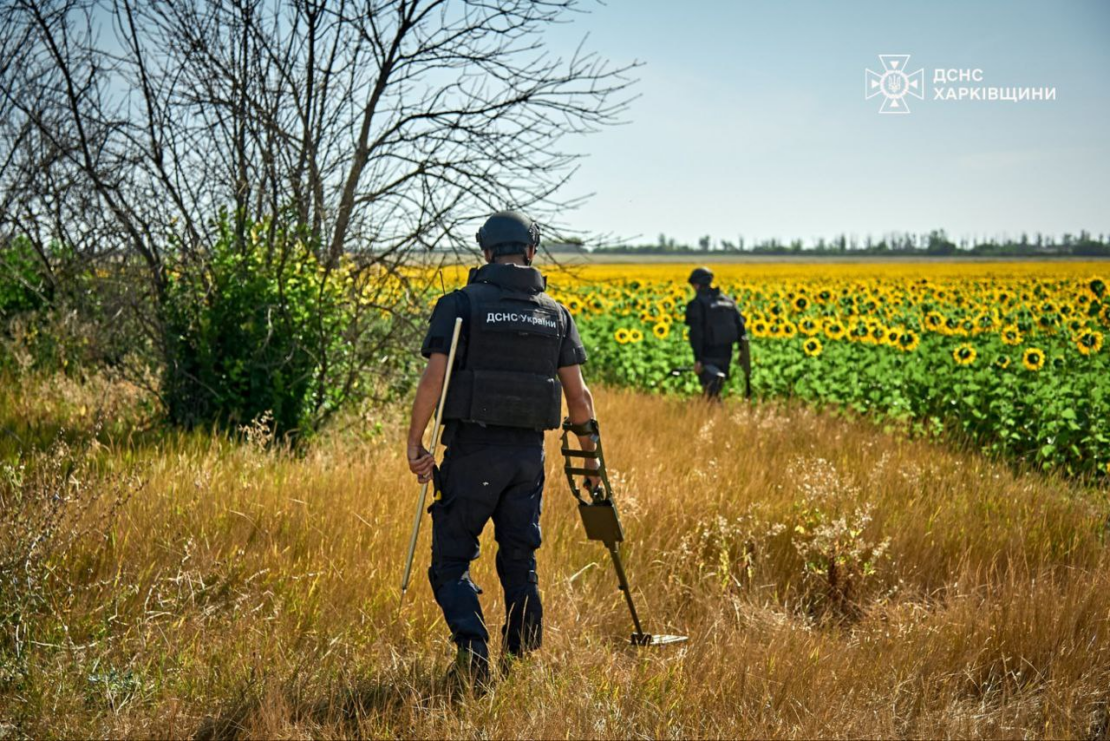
top-left (399, 317), bottom-right (463, 606)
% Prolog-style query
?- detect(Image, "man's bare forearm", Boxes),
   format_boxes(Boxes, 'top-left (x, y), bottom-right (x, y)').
top-left (557, 364), bottom-right (598, 452)
top-left (566, 385), bottom-right (597, 451)
top-left (407, 354), bottom-right (447, 450)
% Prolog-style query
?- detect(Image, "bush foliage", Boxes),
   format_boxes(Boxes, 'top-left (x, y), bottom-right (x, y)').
top-left (162, 212), bottom-right (356, 437)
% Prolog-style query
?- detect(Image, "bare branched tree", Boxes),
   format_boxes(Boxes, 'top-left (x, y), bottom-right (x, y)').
top-left (0, 0), bottom-right (637, 431)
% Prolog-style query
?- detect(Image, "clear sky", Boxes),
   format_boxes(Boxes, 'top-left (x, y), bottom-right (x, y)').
top-left (543, 0), bottom-right (1110, 247)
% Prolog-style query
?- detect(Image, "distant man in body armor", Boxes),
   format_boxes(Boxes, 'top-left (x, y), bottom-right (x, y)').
top-left (684, 266), bottom-right (751, 400)
top-left (407, 211), bottom-right (601, 688)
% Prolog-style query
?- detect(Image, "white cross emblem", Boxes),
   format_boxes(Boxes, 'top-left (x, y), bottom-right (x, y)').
top-left (865, 54), bottom-right (925, 114)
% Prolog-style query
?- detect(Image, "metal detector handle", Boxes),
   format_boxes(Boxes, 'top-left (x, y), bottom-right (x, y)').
top-left (560, 418), bottom-right (612, 504)
top-left (399, 317), bottom-right (463, 605)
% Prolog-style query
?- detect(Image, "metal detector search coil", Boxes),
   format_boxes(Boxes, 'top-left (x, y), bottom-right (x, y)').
top-left (560, 418), bottom-right (688, 648)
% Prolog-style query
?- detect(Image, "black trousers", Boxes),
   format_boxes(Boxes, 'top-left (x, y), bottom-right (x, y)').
top-left (428, 442), bottom-right (544, 656)
top-left (699, 356), bottom-right (731, 399)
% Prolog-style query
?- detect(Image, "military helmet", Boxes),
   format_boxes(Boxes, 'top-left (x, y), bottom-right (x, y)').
top-left (688, 266), bottom-right (714, 286)
top-left (476, 211), bottom-right (541, 256)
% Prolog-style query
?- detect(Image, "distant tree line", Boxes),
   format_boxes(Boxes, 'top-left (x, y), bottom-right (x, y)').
top-left (592, 229), bottom-right (1110, 257)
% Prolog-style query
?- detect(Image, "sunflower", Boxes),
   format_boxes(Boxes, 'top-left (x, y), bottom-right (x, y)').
top-left (792, 295), bottom-right (809, 312)
top-left (803, 337), bottom-right (823, 357)
top-left (1075, 328), bottom-right (1104, 356)
top-left (798, 317), bottom-right (821, 336)
top-left (565, 297), bottom-right (583, 315)
top-left (925, 311), bottom-right (945, 332)
top-left (653, 322), bottom-right (670, 340)
top-left (1022, 347), bottom-right (1045, 371)
top-left (628, 328), bottom-right (644, 343)
top-left (823, 319), bottom-right (846, 341)
top-left (897, 330), bottom-right (920, 352)
top-left (994, 354), bottom-right (1011, 369)
top-left (884, 327), bottom-right (902, 346)
top-left (1000, 324), bottom-right (1023, 346)
top-left (751, 320), bottom-right (769, 338)
top-left (953, 343), bottom-right (977, 366)
top-left (1087, 276), bottom-right (1107, 299)
top-left (849, 321), bottom-right (872, 342)
top-left (614, 328), bottom-right (630, 344)
top-left (1037, 313), bottom-right (1059, 330)
top-left (781, 321), bottom-right (798, 339)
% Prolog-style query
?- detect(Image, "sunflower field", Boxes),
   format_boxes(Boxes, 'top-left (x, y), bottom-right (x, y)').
top-left (533, 262), bottom-right (1110, 479)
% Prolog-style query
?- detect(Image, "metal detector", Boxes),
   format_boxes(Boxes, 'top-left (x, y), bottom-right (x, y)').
top-left (560, 419), bottom-right (687, 647)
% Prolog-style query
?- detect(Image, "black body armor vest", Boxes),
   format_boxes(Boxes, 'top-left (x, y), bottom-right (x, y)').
top-left (698, 288), bottom-right (740, 346)
top-left (442, 263), bottom-right (565, 431)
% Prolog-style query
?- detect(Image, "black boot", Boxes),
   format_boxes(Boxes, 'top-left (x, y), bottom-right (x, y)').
top-left (445, 641), bottom-right (491, 694)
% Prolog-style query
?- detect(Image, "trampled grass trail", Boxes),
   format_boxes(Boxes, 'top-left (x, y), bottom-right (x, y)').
top-left (1, 379), bottom-right (1109, 738)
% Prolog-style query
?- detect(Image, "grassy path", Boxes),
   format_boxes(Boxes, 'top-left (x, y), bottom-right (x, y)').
top-left (2, 381), bottom-right (1108, 737)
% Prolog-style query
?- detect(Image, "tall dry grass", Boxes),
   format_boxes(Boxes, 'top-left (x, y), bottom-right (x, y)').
top-left (1, 377), bottom-right (1108, 738)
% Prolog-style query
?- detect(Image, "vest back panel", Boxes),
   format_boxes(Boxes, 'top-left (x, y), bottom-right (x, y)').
top-left (700, 291), bottom-right (740, 346)
top-left (442, 281), bottom-right (565, 430)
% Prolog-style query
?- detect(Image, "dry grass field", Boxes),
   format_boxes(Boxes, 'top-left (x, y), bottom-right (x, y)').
top-left (2, 374), bottom-right (1109, 738)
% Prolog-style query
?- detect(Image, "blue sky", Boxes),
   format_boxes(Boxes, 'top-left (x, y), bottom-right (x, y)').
top-left (544, 0), bottom-right (1110, 246)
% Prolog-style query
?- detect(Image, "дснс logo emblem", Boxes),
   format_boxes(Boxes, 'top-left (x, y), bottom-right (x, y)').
top-left (865, 54), bottom-right (924, 114)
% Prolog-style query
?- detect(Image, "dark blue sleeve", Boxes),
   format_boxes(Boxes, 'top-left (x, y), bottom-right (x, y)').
top-left (421, 293), bottom-right (463, 357)
top-left (685, 298), bottom-right (705, 361)
top-left (558, 306), bottom-right (588, 367)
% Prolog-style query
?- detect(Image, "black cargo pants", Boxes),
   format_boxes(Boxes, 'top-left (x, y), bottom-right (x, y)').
top-left (699, 356), bottom-right (731, 399)
top-left (428, 441), bottom-right (544, 658)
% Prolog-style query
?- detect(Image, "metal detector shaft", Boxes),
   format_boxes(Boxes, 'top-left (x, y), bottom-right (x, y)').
top-left (399, 317), bottom-right (463, 605)
top-left (606, 543), bottom-right (645, 636)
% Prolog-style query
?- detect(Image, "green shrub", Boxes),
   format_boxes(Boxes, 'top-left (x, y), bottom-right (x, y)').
top-left (162, 211), bottom-right (355, 437)
top-left (0, 237), bottom-right (51, 320)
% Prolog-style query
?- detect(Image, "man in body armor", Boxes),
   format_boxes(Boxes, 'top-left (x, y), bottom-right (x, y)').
top-left (406, 211), bottom-right (600, 688)
top-left (684, 266), bottom-right (751, 400)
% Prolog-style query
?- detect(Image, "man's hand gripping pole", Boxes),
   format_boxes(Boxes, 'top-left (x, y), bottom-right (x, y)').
top-left (399, 317), bottom-right (463, 607)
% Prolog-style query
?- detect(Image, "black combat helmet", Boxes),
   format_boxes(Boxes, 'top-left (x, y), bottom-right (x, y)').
top-left (476, 211), bottom-right (541, 256)
top-left (688, 266), bottom-right (714, 287)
